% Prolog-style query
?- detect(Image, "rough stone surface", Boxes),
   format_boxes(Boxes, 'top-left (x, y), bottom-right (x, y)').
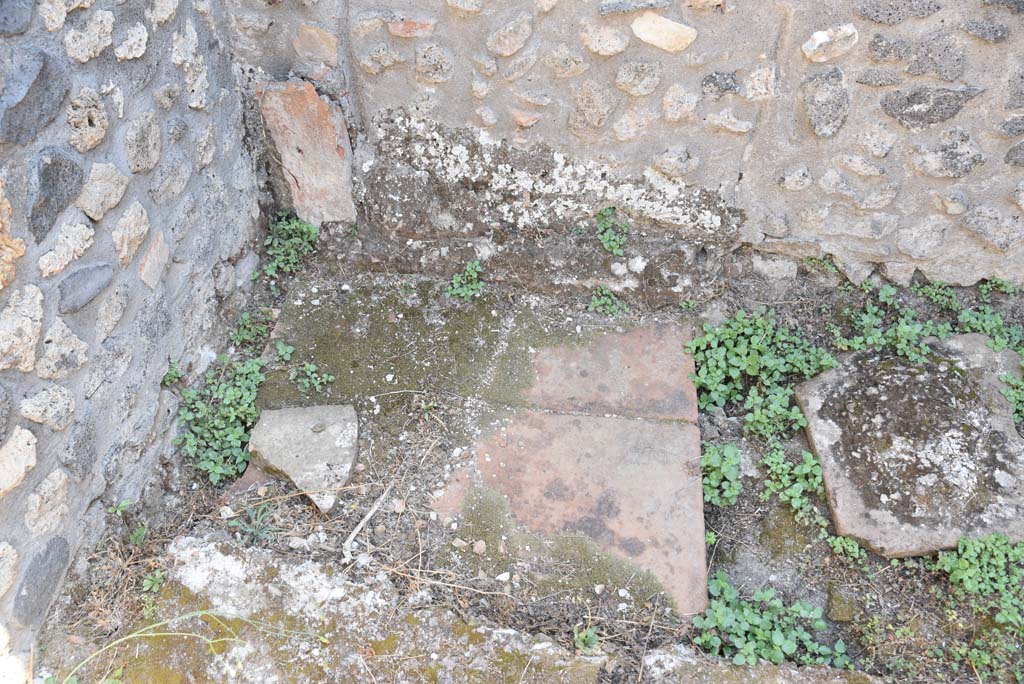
top-left (912, 128), bottom-right (985, 178)
top-left (124, 111), bottom-right (161, 173)
top-left (64, 9), bottom-right (114, 63)
top-left (961, 19), bottom-right (1008, 43)
top-left (0, 426), bottom-right (36, 498)
top-left (907, 31), bottom-right (964, 81)
top-left (66, 87), bottom-right (108, 153)
top-left (615, 61), bottom-right (663, 97)
top-left (881, 87), bottom-right (981, 131)
top-left (28, 147), bottom-right (85, 243)
top-left (0, 285), bottom-right (43, 373)
top-left (0, 181), bottom-right (22, 291)
top-left (109, 534), bottom-right (603, 682)
top-left (485, 12), bottom-right (532, 57)
top-left (25, 468), bottom-right (69, 534)
top-left (802, 24), bottom-right (859, 63)
top-left (36, 318), bottom-right (88, 380)
top-left (248, 405), bottom-right (359, 514)
top-left (57, 263), bottom-right (113, 314)
top-left (0, 543), bottom-right (16, 598)
top-left (12, 536), bottom-right (68, 627)
top-left (998, 116), bottom-right (1024, 137)
top-left (38, 219), bottom-right (94, 277)
top-left (0, 0), bottom-right (33, 35)
top-left (580, 20), bottom-right (628, 56)
top-left (857, 0), bottom-right (942, 25)
top-left (984, 0), bottom-right (1024, 12)
top-left (796, 334), bottom-right (1024, 557)
top-left (599, 0), bottom-right (671, 15)
top-left (630, 12), bottom-right (696, 52)
top-left (1007, 141), bottom-right (1024, 167)
top-left (20, 386), bottom-right (75, 432)
top-left (800, 68), bottom-right (849, 138)
top-left (75, 163), bottom-right (128, 221)
top-left (111, 201), bottom-right (149, 265)
top-left (0, 50), bottom-right (70, 145)
top-left (138, 230), bottom-right (169, 288)
top-left (662, 85), bottom-right (700, 123)
top-left (114, 22), bottom-right (148, 61)
top-left (257, 81), bottom-right (357, 226)
top-left (293, 23), bottom-right (338, 66)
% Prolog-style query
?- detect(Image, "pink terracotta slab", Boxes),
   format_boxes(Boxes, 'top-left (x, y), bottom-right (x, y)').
top-left (475, 410), bottom-right (707, 613)
top-left (526, 324), bottom-right (697, 422)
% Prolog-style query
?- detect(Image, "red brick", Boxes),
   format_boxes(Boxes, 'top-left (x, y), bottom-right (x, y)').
top-left (526, 324), bottom-right (697, 422)
top-left (475, 411), bottom-right (706, 613)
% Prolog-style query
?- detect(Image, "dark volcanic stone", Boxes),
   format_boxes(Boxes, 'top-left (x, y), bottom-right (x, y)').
top-left (0, 50), bottom-right (70, 145)
top-left (0, 382), bottom-right (9, 442)
top-left (907, 31), bottom-right (964, 81)
top-left (998, 116), bottom-right (1024, 137)
top-left (1009, 69), bottom-right (1024, 109)
top-left (13, 537), bottom-right (70, 626)
top-left (800, 67), bottom-right (849, 138)
top-left (962, 18), bottom-right (1009, 42)
top-left (858, 0), bottom-right (941, 25)
top-left (0, 0), bottom-right (33, 35)
top-left (881, 86), bottom-right (982, 130)
top-left (869, 33), bottom-right (911, 61)
top-left (27, 147), bottom-right (85, 243)
top-left (701, 71), bottom-right (739, 98)
top-left (856, 68), bottom-right (904, 87)
top-left (1007, 141), bottom-right (1024, 166)
top-left (597, 0), bottom-right (670, 14)
top-left (58, 263), bottom-right (114, 314)
top-left (984, 0), bottom-right (1024, 13)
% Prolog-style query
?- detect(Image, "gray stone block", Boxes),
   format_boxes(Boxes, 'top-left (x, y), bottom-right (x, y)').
top-left (0, 50), bottom-right (70, 145)
top-left (0, 0), bottom-right (33, 36)
top-left (13, 536), bottom-right (69, 626)
top-left (58, 263), bottom-right (114, 314)
top-left (27, 147), bottom-right (85, 243)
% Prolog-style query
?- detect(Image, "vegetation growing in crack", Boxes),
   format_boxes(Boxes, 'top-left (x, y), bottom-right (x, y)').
top-left (594, 206), bottom-right (629, 256)
top-left (931, 534), bottom-right (1024, 682)
top-left (289, 361), bottom-right (335, 394)
top-left (230, 309), bottom-right (272, 350)
top-left (693, 571), bottom-right (850, 668)
top-left (831, 284), bottom-right (953, 363)
top-left (259, 213), bottom-right (320, 292)
top-left (445, 260), bottom-right (484, 301)
top-left (701, 442), bottom-right (742, 507)
top-left (175, 356), bottom-right (266, 484)
top-left (588, 286), bottom-right (628, 317)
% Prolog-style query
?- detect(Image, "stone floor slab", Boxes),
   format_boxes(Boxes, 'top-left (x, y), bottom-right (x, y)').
top-left (526, 324), bottom-right (697, 422)
top-left (796, 333), bottom-right (1024, 557)
top-left (474, 410), bottom-right (706, 613)
top-left (248, 404), bottom-right (358, 514)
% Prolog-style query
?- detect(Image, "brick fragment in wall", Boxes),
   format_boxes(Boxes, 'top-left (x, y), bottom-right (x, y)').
top-left (256, 81), bottom-right (357, 226)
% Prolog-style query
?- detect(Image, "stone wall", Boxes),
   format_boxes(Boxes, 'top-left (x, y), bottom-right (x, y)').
top-left (348, 0), bottom-right (1024, 286)
top-left (0, 0), bottom-right (263, 666)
